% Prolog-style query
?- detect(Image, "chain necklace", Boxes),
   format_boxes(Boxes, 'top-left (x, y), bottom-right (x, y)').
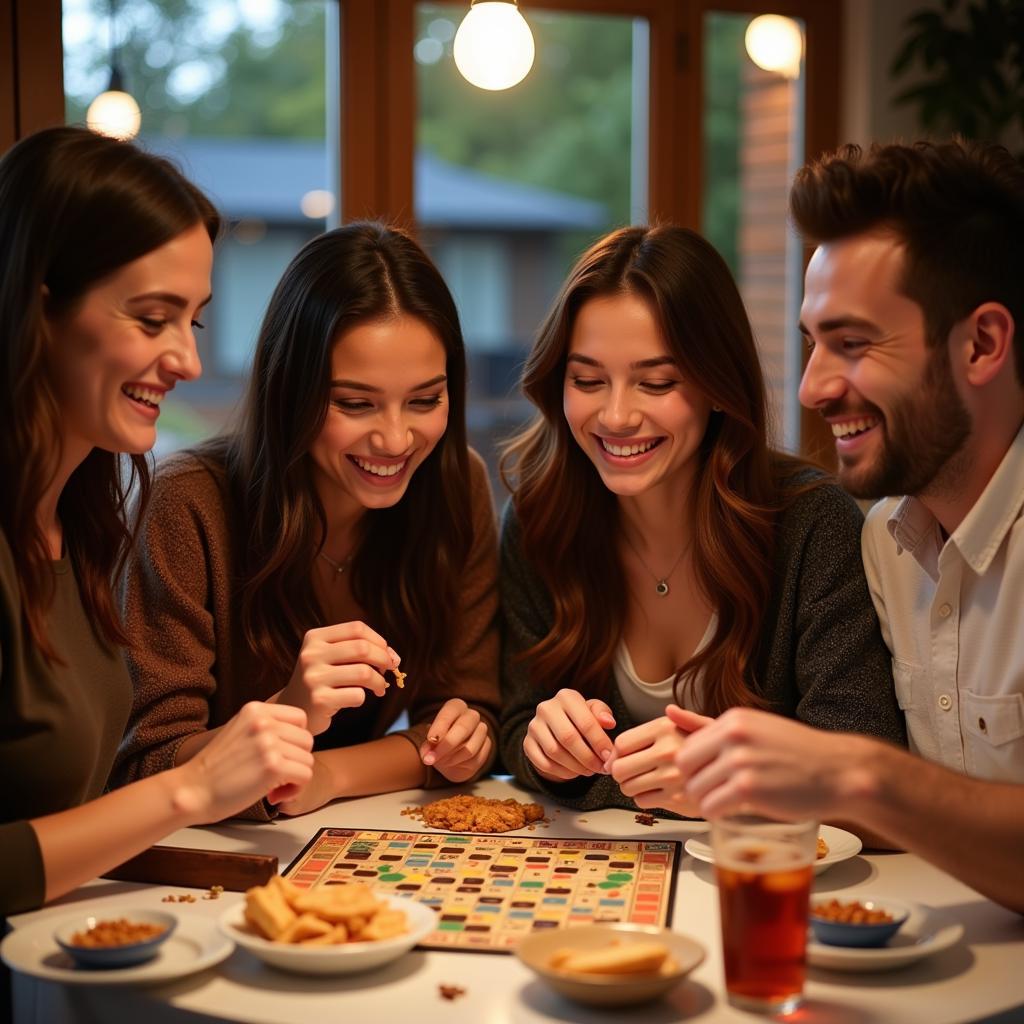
top-left (318, 550), bottom-right (352, 576)
top-left (622, 532), bottom-right (692, 597)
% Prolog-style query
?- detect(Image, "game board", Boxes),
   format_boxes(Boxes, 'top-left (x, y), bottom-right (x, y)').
top-left (284, 827), bottom-right (681, 953)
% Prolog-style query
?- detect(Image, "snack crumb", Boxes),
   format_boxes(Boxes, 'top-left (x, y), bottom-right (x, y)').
top-left (203, 884), bottom-right (225, 900)
top-left (161, 893), bottom-right (197, 903)
top-left (439, 984), bottom-right (466, 1001)
top-left (634, 813), bottom-right (656, 827)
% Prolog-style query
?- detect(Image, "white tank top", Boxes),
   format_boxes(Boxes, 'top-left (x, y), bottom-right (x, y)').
top-left (613, 614), bottom-right (717, 724)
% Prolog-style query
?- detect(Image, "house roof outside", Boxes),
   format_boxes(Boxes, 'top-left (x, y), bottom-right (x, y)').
top-left (145, 136), bottom-right (607, 231)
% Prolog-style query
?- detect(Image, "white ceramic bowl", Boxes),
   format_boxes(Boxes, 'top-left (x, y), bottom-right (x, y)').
top-left (54, 909), bottom-right (177, 969)
top-left (219, 893), bottom-right (436, 975)
top-left (516, 923), bottom-right (705, 1008)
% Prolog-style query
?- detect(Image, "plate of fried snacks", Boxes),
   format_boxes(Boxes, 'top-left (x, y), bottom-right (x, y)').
top-left (516, 923), bottom-right (705, 1007)
top-left (0, 907), bottom-right (232, 985)
top-left (220, 875), bottom-right (436, 975)
top-left (807, 899), bottom-right (964, 972)
top-left (685, 824), bottom-right (862, 875)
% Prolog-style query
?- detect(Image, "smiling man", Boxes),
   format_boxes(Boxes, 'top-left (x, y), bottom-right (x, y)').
top-left (667, 140), bottom-right (1024, 914)
top-left (795, 139), bottom-right (1024, 781)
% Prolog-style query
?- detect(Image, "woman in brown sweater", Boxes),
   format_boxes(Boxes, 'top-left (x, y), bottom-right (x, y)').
top-left (115, 224), bottom-right (500, 817)
top-left (0, 127), bottom-right (314, 919)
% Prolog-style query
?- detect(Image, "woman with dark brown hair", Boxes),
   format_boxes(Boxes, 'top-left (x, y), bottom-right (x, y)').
top-left (115, 223), bottom-right (500, 816)
top-left (0, 126), bottom-right (314, 918)
top-left (500, 224), bottom-right (905, 815)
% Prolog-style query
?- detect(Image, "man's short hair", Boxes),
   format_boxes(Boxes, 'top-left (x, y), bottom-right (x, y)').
top-left (790, 139), bottom-right (1024, 384)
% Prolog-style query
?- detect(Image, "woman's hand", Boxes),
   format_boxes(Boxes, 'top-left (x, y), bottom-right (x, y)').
top-left (275, 755), bottom-right (338, 818)
top-left (275, 621), bottom-right (399, 735)
top-left (607, 713), bottom-right (705, 816)
top-left (172, 702), bottom-right (314, 822)
top-left (420, 699), bottom-right (493, 783)
top-left (523, 689), bottom-right (616, 782)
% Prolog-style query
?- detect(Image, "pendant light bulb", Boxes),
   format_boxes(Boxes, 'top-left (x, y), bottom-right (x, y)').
top-left (744, 14), bottom-right (803, 79)
top-left (454, 1), bottom-right (535, 92)
top-left (87, 86), bottom-right (141, 140)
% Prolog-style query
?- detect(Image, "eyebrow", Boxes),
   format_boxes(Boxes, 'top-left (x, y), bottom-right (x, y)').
top-left (566, 354), bottom-right (678, 370)
top-left (330, 374), bottom-right (448, 393)
top-left (127, 291), bottom-right (213, 309)
top-left (798, 316), bottom-right (880, 336)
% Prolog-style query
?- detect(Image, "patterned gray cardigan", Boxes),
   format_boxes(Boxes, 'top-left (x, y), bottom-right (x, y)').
top-left (498, 474), bottom-right (907, 814)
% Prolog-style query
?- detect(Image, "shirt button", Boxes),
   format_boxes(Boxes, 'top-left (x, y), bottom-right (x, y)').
top-left (938, 695), bottom-right (953, 711)
top-left (938, 603), bottom-right (952, 618)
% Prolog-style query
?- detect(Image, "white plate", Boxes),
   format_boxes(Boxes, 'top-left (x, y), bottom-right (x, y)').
top-left (807, 901), bottom-right (964, 972)
top-left (219, 892), bottom-right (436, 975)
top-left (1, 911), bottom-right (232, 986)
top-left (684, 824), bottom-right (862, 875)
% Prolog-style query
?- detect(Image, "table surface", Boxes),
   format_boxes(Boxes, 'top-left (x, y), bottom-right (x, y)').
top-left (8, 777), bottom-right (1024, 1024)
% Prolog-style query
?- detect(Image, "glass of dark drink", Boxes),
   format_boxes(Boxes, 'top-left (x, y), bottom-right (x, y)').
top-left (711, 815), bottom-right (818, 1015)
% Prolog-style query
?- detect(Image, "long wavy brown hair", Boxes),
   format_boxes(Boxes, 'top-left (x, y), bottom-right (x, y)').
top-left (0, 126), bottom-right (219, 661)
top-left (502, 225), bottom-right (814, 715)
top-left (200, 223), bottom-right (472, 690)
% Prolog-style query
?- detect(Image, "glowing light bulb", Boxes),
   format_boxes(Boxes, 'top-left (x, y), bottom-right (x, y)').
top-left (454, 1), bottom-right (535, 92)
top-left (744, 15), bottom-right (803, 79)
top-left (87, 89), bottom-right (141, 140)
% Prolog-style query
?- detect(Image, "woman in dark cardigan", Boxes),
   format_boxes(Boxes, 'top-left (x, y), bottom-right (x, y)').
top-left (499, 225), bottom-right (905, 817)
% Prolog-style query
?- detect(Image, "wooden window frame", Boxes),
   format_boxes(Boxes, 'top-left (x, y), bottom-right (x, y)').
top-left (2, 0), bottom-right (841, 458)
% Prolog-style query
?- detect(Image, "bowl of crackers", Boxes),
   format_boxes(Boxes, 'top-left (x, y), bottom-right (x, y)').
top-left (219, 876), bottom-right (436, 975)
top-left (809, 896), bottom-right (911, 948)
top-left (54, 909), bottom-right (177, 968)
top-left (516, 923), bottom-right (705, 1007)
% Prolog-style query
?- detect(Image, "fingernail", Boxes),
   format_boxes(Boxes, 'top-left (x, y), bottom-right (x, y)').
top-left (387, 647), bottom-right (400, 666)
top-left (428, 735), bottom-right (440, 744)
top-left (423, 753), bottom-right (436, 766)
top-left (600, 750), bottom-right (612, 761)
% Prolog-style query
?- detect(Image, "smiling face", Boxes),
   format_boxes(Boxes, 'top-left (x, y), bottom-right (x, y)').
top-left (308, 315), bottom-right (449, 519)
top-left (562, 292), bottom-right (713, 502)
top-left (798, 231), bottom-right (972, 500)
top-left (45, 221), bottom-right (211, 459)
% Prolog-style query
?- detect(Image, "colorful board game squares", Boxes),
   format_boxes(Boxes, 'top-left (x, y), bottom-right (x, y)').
top-left (285, 827), bottom-right (680, 954)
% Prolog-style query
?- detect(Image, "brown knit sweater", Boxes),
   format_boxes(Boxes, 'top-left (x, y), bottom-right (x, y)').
top-left (113, 447), bottom-right (500, 816)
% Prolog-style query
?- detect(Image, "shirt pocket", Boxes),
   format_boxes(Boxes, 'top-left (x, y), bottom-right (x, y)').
top-left (962, 691), bottom-right (1024, 748)
top-left (891, 659), bottom-right (921, 711)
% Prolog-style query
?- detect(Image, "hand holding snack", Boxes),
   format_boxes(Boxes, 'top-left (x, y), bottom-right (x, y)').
top-left (608, 715), bottom-right (702, 817)
top-left (524, 689), bottom-right (615, 781)
top-left (276, 621), bottom-right (400, 735)
top-left (172, 701), bottom-right (314, 821)
top-left (420, 699), bottom-right (492, 783)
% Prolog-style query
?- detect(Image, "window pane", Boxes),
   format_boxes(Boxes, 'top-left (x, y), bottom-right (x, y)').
top-left (703, 12), bottom-right (806, 452)
top-left (63, 0), bottom-right (334, 456)
top-left (415, 4), bottom-right (649, 487)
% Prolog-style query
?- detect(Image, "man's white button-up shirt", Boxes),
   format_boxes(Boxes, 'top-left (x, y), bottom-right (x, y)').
top-left (862, 422), bottom-right (1024, 782)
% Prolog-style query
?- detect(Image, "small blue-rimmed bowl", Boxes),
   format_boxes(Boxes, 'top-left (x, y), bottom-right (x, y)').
top-left (54, 909), bottom-right (177, 968)
top-left (809, 896), bottom-right (911, 948)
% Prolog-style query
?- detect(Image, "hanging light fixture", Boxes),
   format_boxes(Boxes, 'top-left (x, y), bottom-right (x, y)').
top-left (744, 14), bottom-right (803, 80)
top-left (454, 1), bottom-right (535, 92)
top-left (87, 0), bottom-right (141, 140)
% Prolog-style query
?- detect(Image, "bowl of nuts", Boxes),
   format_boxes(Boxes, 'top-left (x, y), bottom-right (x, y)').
top-left (54, 910), bottom-right (176, 968)
top-left (809, 896), bottom-right (911, 948)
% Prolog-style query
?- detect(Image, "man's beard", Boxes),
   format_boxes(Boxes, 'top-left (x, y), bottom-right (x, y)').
top-left (836, 346), bottom-right (972, 501)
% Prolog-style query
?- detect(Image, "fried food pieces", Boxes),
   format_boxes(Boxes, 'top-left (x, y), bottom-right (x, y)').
top-left (69, 919), bottom-right (167, 947)
top-left (243, 876), bottom-right (407, 945)
top-left (816, 835), bottom-right (829, 860)
top-left (549, 940), bottom-right (675, 976)
top-left (402, 795), bottom-right (546, 833)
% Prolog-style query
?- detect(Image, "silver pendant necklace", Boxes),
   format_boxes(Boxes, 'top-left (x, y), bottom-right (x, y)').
top-left (622, 533), bottom-right (692, 597)
top-left (318, 551), bottom-right (351, 576)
